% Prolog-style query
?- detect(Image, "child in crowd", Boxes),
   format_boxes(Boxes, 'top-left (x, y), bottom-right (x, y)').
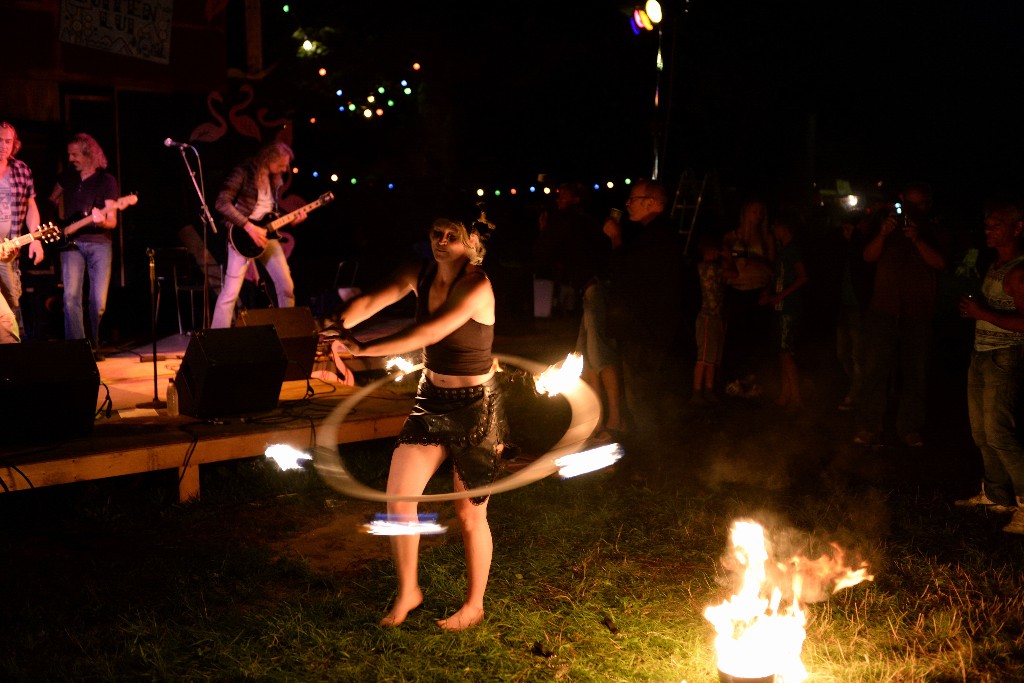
top-left (692, 233), bottom-right (736, 405)
top-left (760, 216), bottom-right (808, 409)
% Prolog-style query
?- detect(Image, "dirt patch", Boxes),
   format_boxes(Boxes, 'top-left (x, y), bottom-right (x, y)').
top-left (266, 498), bottom-right (453, 576)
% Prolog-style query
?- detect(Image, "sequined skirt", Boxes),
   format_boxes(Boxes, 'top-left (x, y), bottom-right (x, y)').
top-left (397, 374), bottom-right (509, 504)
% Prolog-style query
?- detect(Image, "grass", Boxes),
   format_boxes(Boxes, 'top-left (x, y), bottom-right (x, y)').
top-left (2, 393), bottom-right (1024, 682)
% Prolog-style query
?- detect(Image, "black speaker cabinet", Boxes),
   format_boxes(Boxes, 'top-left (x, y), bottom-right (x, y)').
top-left (236, 306), bottom-right (318, 381)
top-left (174, 326), bottom-right (289, 419)
top-left (0, 339), bottom-right (99, 444)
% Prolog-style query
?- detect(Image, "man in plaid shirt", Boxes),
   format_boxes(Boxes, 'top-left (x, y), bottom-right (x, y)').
top-left (0, 122), bottom-right (44, 342)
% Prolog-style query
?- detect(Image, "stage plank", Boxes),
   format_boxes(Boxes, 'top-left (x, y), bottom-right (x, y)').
top-left (1, 380), bottom-right (412, 502)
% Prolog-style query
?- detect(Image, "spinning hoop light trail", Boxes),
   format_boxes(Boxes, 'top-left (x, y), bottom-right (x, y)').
top-left (311, 354), bottom-right (609, 503)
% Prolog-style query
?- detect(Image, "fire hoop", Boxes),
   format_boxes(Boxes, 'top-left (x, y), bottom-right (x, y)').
top-left (312, 353), bottom-right (602, 502)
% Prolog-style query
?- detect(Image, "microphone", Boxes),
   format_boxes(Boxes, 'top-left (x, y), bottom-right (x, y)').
top-left (163, 138), bottom-right (191, 149)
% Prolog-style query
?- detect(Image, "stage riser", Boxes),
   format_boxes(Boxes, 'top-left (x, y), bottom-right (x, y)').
top-left (175, 327), bottom-right (289, 419)
top-left (0, 339), bottom-right (100, 443)
top-left (236, 306), bottom-right (319, 382)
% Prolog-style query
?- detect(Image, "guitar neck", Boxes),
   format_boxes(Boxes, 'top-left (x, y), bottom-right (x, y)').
top-left (3, 232), bottom-right (39, 248)
top-left (266, 196), bottom-right (329, 231)
top-left (65, 214), bottom-right (96, 234)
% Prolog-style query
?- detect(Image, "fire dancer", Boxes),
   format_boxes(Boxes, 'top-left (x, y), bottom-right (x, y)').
top-left (958, 200), bottom-right (1024, 535)
top-left (337, 206), bottom-right (502, 630)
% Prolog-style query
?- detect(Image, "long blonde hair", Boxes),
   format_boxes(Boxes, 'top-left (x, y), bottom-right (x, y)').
top-left (69, 133), bottom-right (108, 170)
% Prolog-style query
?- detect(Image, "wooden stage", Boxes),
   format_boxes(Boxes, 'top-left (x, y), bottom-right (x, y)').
top-left (0, 333), bottom-right (414, 503)
top-left (0, 316), bottom-right (579, 503)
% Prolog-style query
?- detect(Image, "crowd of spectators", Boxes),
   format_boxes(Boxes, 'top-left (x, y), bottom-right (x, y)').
top-left (531, 177), bottom-right (1024, 536)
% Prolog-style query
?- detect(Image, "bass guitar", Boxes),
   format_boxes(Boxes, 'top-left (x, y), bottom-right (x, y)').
top-left (0, 222), bottom-right (62, 262)
top-left (228, 191), bottom-right (334, 259)
top-left (61, 194), bottom-right (139, 250)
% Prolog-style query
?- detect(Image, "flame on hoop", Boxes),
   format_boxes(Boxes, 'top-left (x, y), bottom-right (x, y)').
top-left (386, 356), bottom-right (417, 381)
top-left (265, 444), bottom-right (312, 471)
top-left (534, 353), bottom-right (583, 396)
top-left (554, 443), bottom-right (622, 478)
top-left (362, 513), bottom-right (448, 536)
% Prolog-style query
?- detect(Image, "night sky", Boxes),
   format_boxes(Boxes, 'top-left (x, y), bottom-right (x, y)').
top-left (259, 0), bottom-right (1024, 221)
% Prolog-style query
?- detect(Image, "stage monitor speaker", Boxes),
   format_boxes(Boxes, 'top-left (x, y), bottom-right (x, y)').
top-left (174, 326), bottom-right (289, 420)
top-left (236, 306), bottom-right (318, 381)
top-left (0, 339), bottom-right (99, 444)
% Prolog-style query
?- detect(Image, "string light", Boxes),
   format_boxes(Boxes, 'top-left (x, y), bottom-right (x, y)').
top-left (285, 172), bottom-right (650, 206)
top-left (302, 64), bottom-right (421, 122)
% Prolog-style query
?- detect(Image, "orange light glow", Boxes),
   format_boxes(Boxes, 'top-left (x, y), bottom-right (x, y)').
top-left (704, 520), bottom-right (873, 681)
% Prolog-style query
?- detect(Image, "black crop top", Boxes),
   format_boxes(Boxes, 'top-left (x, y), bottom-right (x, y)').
top-left (416, 261), bottom-right (494, 376)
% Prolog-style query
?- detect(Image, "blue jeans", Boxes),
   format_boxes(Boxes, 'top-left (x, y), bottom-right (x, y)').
top-left (859, 310), bottom-right (931, 436)
top-left (61, 240), bottom-right (112, 346)
top-left (967, 346), bottom-right (1024, 506)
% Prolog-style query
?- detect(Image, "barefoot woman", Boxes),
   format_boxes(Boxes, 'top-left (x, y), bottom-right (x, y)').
top-left (338, 208), bottom-right (504, 631)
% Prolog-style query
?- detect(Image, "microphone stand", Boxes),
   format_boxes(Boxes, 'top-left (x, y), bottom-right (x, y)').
top-left (173, 144), bottom-right (217, 329)
top-left (136, 248), bottom-right (166, 409)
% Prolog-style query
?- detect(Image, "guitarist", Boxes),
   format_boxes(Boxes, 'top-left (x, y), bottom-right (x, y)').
top-left (211, 141), bottom-right (306, 328)
top-left (0, 121), bottom-right (44, 341)
top-left (48, 133), bottom-right (118, 359)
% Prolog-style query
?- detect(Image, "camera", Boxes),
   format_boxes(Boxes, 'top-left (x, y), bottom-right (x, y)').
top-left (887, 201), bottom-right (908, 228)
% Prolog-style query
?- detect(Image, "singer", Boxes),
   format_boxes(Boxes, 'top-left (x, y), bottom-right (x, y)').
top-left (210, 141), bottom-right (305, 328)
top-left (48, 133), bottom-right (119, 360)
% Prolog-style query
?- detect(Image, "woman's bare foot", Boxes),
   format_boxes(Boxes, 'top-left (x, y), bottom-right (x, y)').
top-left (380, 590), bottom-right (423, 627)
top-left (437, 604), bottom-right (484, 631)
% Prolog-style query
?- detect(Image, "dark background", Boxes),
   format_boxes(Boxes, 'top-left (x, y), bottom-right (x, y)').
top-left (9, 0), bottom-right (1024, 342)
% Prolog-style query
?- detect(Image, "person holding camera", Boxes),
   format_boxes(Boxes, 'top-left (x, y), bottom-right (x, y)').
top-left (854, 181), bottom-right (947, 447)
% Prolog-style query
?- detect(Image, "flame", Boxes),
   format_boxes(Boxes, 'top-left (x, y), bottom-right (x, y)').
top-left (704, 520), bottom-right (873, 681)
top-left (554, 443), bottom-right (623, 478)
top-left (362, 513), bottom-right (447, 536)
top-left (265, 444), bottom-right (312, 471)
top-left (534, 353), bottom-right (583, 396)
top-left (385, 356), bottom-right (417, 381)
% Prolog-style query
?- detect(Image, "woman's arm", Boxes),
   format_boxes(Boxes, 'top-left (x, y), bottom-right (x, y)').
top-left (338, 261), bottom-right (421, 330)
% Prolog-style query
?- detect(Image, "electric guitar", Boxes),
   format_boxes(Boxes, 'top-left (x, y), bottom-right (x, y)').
top-left (60, 194), bottom-right (139, 250)
top-left (228, 192), bottom-right (335, 259)
top-left (0, 222), bottom-right (62, 262)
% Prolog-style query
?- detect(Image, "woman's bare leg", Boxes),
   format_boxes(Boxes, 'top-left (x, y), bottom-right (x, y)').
top-left (380, 442), bottom-right (447, 627)
top-left (437, 474), bottom-right (491, 631)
